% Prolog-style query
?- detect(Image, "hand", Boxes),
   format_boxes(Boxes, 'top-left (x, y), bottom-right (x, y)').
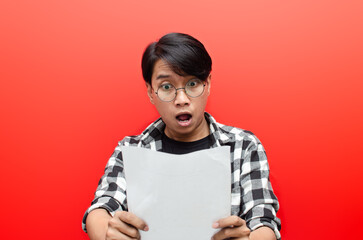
top-left (211, 216), bottom-right (251, 240)
top-left (106, 211), bottom-right (149, 240)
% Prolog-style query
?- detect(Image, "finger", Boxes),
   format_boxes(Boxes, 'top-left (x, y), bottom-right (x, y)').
top-left (213, 216), bottom-right (246, 229)
top-left (108, 217), bottom-right (140, 239)
top-left (212, 225), bottom-right (251, 240)
top-left (229, 237), bottom-right (249, 240)
top-left (117, 211), bottom-right (149, 231)
top-left (106, 225), bottom-right (138, 240)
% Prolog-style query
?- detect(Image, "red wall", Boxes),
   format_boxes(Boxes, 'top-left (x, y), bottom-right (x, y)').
top-left (1, 1), bottom-right (362, 239)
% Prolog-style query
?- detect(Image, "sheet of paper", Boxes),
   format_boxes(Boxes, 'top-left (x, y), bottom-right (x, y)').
top-left (121, 146), bottom-right (231, 240)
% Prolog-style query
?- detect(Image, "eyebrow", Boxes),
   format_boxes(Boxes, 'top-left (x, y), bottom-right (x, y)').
top-left (155, 74), bottom-right (171, 80)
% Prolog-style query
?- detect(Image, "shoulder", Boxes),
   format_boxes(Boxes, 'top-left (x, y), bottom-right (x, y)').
top-left (117, 117), bottom-right (165, 148)
top-left (206, 113), bottom-right (262, 147)
top-left (219, 122), bottom-right (261, 144)
top-left (213, 121), bottom-right (268, 163)
top-left (217, 122), bottom-right (264, 152)
top-left (118, 134), bottom-right (144, 146)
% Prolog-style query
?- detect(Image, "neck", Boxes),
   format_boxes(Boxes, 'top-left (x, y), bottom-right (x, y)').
top-left (164, 118), bottom-right (210, 142)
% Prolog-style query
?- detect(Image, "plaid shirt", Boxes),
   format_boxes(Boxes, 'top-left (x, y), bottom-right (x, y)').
top-left (82, 112), bottom-right (281, 239)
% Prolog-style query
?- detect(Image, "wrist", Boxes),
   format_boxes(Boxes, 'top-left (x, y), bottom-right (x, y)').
top-left (86, 209), bottom-right (112, 240)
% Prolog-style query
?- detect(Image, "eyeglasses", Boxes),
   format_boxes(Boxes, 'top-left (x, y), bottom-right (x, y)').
top-left (154, 79), bottom-right (206, 102)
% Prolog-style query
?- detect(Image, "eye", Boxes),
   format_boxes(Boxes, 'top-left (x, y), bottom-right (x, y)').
top-left (160, 83), bottom-right (173, 91)
top-left (187, 79), bottom-right (200, 87)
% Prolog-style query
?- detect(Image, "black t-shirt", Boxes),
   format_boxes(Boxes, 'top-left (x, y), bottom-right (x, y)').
top-left (161, 132), bottom-right (212, 154)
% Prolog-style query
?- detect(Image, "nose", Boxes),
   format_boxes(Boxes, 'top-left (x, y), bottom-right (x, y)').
top-left (174, 88), bottom-right (190, 106)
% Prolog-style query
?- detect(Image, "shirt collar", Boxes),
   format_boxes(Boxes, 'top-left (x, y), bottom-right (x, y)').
top-left (204, 112), bottom-right (231, 146)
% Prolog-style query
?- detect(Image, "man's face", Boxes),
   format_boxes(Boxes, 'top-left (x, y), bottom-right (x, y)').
top-left (146, 59), bottom-right (211, 142)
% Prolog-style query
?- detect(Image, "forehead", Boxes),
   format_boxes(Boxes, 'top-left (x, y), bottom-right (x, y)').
top-left (151, 59), bottom-right (190, 83)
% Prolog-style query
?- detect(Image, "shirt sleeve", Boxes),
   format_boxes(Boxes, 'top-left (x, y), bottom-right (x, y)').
top-left (240, 134), bottom-right (281, 240)
top-left (82, 142), bottom-right (128, 233)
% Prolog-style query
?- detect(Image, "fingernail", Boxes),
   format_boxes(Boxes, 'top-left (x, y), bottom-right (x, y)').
top-left (212, 222), bottom-right (219, 228)
top-left (144, 225), bottom-right (149, 231)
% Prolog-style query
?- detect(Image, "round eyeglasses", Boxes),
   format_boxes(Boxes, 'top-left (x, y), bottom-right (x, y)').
top-left (155, 79), bottom-right (206, 102)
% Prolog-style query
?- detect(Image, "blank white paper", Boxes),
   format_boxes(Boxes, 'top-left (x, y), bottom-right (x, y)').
top-left (121, 146), bottom-right (231, 240)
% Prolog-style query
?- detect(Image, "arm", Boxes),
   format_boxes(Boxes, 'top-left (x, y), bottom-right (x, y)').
top-left (239, 134), bottom-right (281, 239)
top-left (86, 209), bottom-right (111, 240)
top-left (83, 140), bottom-right (150, 239)
top-left (212, 133), bottom-right (281, 240)
top-left (249, 226), bottom-right (276, 240)
top-left (211, 217), bottom-right (276, 240)
top-left (82, 142), bottom-right (129, 233)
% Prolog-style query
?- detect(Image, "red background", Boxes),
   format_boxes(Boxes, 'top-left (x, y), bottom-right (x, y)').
top-left (1, 1), bottom-right (362, 239)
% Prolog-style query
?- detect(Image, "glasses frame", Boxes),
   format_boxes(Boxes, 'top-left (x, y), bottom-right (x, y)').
top-left (154, 79), bottom-right (207, 102)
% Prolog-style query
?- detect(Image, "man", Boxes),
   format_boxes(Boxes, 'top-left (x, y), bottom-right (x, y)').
top-left (83, 33), bottom-right (281, 240)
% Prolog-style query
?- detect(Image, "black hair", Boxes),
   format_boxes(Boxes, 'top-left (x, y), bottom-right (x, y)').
top-left (141, 32), bottom-right (212, 84)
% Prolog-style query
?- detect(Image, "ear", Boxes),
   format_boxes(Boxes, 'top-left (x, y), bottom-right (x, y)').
top-left (146, 82), bottom-right (155, 104)
top-left (206, 74), bottom-right (211, 96)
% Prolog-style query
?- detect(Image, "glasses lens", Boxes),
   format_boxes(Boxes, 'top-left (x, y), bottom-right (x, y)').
top-left (185, 79), bottom-right (204, 97)
top-left (156, 79), bottom-right (205, 102)
top-left (157, 83), bottom-right (176, 101)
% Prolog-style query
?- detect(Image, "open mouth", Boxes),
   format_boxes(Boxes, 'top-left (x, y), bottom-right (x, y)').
top-left (176, 113), bottom-right (192, 123)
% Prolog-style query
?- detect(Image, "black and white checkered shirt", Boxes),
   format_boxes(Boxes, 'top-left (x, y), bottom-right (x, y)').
top-left (82, 112), bottom-right (281, 239)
